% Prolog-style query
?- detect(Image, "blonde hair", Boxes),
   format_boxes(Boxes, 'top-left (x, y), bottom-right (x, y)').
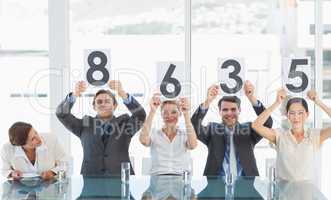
top-left (160, 100), bottom-right (180, 111)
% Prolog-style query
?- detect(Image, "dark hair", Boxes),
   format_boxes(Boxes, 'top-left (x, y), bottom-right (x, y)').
top-left (218, 96), bottom-right (241, 110)
top-left (92, 89), bottom-right (117, 106)
top-left (286, 97), bottom-right (309, 113)
top-left (8, 122), bottom-right (32, 146)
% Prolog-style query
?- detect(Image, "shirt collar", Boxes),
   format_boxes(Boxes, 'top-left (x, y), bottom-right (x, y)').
top-left (14, 146), bottom-right (25, 157)
top-left (225, 123), bottom-right (239, 135)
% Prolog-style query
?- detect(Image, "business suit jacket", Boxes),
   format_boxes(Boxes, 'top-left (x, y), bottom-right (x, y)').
top-left (56, 93), bottom-right (146, 176)
top-left (191, 101), bottom-right (272, 176)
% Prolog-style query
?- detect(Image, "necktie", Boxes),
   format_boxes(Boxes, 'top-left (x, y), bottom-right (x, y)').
top-left (101, 123), bottom-right (111, 145)
top-left (229, 132), bottom-right (238, 177)
top-left (102, 133), bottom-right (109, 145)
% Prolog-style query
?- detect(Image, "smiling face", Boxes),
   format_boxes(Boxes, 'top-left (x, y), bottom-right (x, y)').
top-left (22, 128), bottom-right (42, 150)
top-left (219, 101), bottom-right (241, 127)
top-left (287, 102), bottom-right (309, 130)
top-left (161, 101), bottom-right (180, 126)
top-left (93, 92), bottom-right (117, 119)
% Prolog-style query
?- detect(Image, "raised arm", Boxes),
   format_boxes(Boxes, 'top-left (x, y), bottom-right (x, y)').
top-left (139, 94), bottom-right (160, 146)
top-left (252, 89), bottom-right (286, 144)
top-left (245, 80), bottom-right (273, 127)
top-left (244, 80), bottom-right (273, 144)
top-left (108, 80), bottom-right (146, 136)
top-left (191, 85), bottom-right (219, 145)
top-left (307, 90), bottom-right (331, 144)
top-left (179, 97), bottom-right (198, 149)
top-left (56, 81), bottom-right (86, 138)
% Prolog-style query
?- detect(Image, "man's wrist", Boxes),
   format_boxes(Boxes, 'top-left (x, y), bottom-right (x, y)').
top-left (248, 96), bottom-right (258, 106)
top-left (202, 100), bottom-right (211, 109)
top-left (118, 90), bottom-right (128, 99)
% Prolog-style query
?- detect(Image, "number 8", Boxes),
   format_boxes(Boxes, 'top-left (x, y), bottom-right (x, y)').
top-left (86, 51), bottom-right (110, 86)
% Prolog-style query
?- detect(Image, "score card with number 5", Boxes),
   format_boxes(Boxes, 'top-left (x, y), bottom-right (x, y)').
top-left (282, 57), bottom-right (311, 97)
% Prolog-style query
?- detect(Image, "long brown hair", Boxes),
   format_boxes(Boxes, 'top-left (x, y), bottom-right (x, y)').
top-left (9, 122), bottom-right (32, 146)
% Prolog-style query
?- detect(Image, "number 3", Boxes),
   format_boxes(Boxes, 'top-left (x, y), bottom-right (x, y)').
top-left (220, 59), bottom-right (243, 94)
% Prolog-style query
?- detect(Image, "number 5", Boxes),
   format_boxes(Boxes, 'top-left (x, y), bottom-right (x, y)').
top-left (285, 59), bottom-right (309, 93)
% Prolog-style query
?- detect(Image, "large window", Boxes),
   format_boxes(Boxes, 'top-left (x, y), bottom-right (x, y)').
top-left (321, 1), bottom-right (331, 198)
top-left (0, 1), bottom-right (49, 148)
top-left (70, 0), bottom-right (185, 175)
top-left (190, 0), bottom-right (319, 177)
top-left (1, 0), bottom-right (330, 198)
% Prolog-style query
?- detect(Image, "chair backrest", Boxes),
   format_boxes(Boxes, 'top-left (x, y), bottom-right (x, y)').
top-left (265, 158), bottom-right (276, 179)
top-left (130, 156), bottom-right (135, 171)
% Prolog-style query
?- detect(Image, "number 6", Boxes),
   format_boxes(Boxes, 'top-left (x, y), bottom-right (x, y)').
top-left (160, 64), bottom-right (182, 99)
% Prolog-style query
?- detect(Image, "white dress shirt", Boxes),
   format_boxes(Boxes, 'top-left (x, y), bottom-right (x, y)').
top-left (1, 134), bottom-right (67, 178)
top-left (149, 128), bottom-right (192, 175)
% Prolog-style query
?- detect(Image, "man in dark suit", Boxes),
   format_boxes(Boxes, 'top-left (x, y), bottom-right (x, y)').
top-left (191, 81), bottom-right (272, 176)
top-left (56, 80), bottom-right (146, 176)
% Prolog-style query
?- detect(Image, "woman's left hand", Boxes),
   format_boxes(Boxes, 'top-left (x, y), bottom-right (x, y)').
top-left (179, 97), bottom-right (190, 114)
top-left (307, 89), bottom-right (318, 102)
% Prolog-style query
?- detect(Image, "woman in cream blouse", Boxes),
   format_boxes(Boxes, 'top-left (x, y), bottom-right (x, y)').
top-left (1, 122), bottom-right (67, 180)
top-left (252, 89), bottom-right (331, 182)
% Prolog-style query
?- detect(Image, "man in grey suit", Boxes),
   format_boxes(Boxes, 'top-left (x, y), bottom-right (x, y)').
top-left (191, 81), bottom-right (272, 176)
top-left (56, 80), bottom-right (146, 176)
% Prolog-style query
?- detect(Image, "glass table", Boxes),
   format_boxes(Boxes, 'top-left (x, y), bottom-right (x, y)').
top-left (0, 175), bottom-right (327, 200)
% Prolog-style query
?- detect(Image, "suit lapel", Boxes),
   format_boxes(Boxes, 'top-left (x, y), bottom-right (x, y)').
top-left (233, 123), bottom-right (241, 158)
top-left (213, 124), bottom-right (226, 160)
top-left (92, 118), bottom-right (105, 152)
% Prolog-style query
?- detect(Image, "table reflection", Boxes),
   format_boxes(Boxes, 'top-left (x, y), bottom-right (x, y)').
top-left (197, 176), bottom-right (263, 199)
top-left (141, 175), bottom-right (195, 200)
top-left (77, 176), bottom-right (134, 199)
top-left (1, 178), bottom-right (67, 200)
top-left (0, 176), bottom-right (327, 200)
top-left (275, 180), bottom-right (326, 200)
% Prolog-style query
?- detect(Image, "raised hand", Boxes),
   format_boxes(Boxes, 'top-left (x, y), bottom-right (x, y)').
top-left (150, 93), bottom-right (161, 112)
top-left (108, 80), bottom-right (127, 99)
top-left (178, 97), bottom-right (190, 114)
top-left (244, 80), bottom-right (258, 105)
top-left (73, 81), bottom-right (87, 97)
top-left (307, 89), bottom-right (318, 102)
top-left (204, 84), bottom-right (220, 106)
top-left (108, 80), bottom-right (123, 93)
top-left (276, 88), bottom-right (287, 104)
top-left (244, 80), bottom-right (255, 98)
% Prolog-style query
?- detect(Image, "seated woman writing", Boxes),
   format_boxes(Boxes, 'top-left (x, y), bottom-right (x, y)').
top-left (1, 122), bottom-right (67, 180)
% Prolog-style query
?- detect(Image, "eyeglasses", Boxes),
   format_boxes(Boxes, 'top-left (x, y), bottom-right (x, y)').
top-left (288, 111), bottom-right (305, 116)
